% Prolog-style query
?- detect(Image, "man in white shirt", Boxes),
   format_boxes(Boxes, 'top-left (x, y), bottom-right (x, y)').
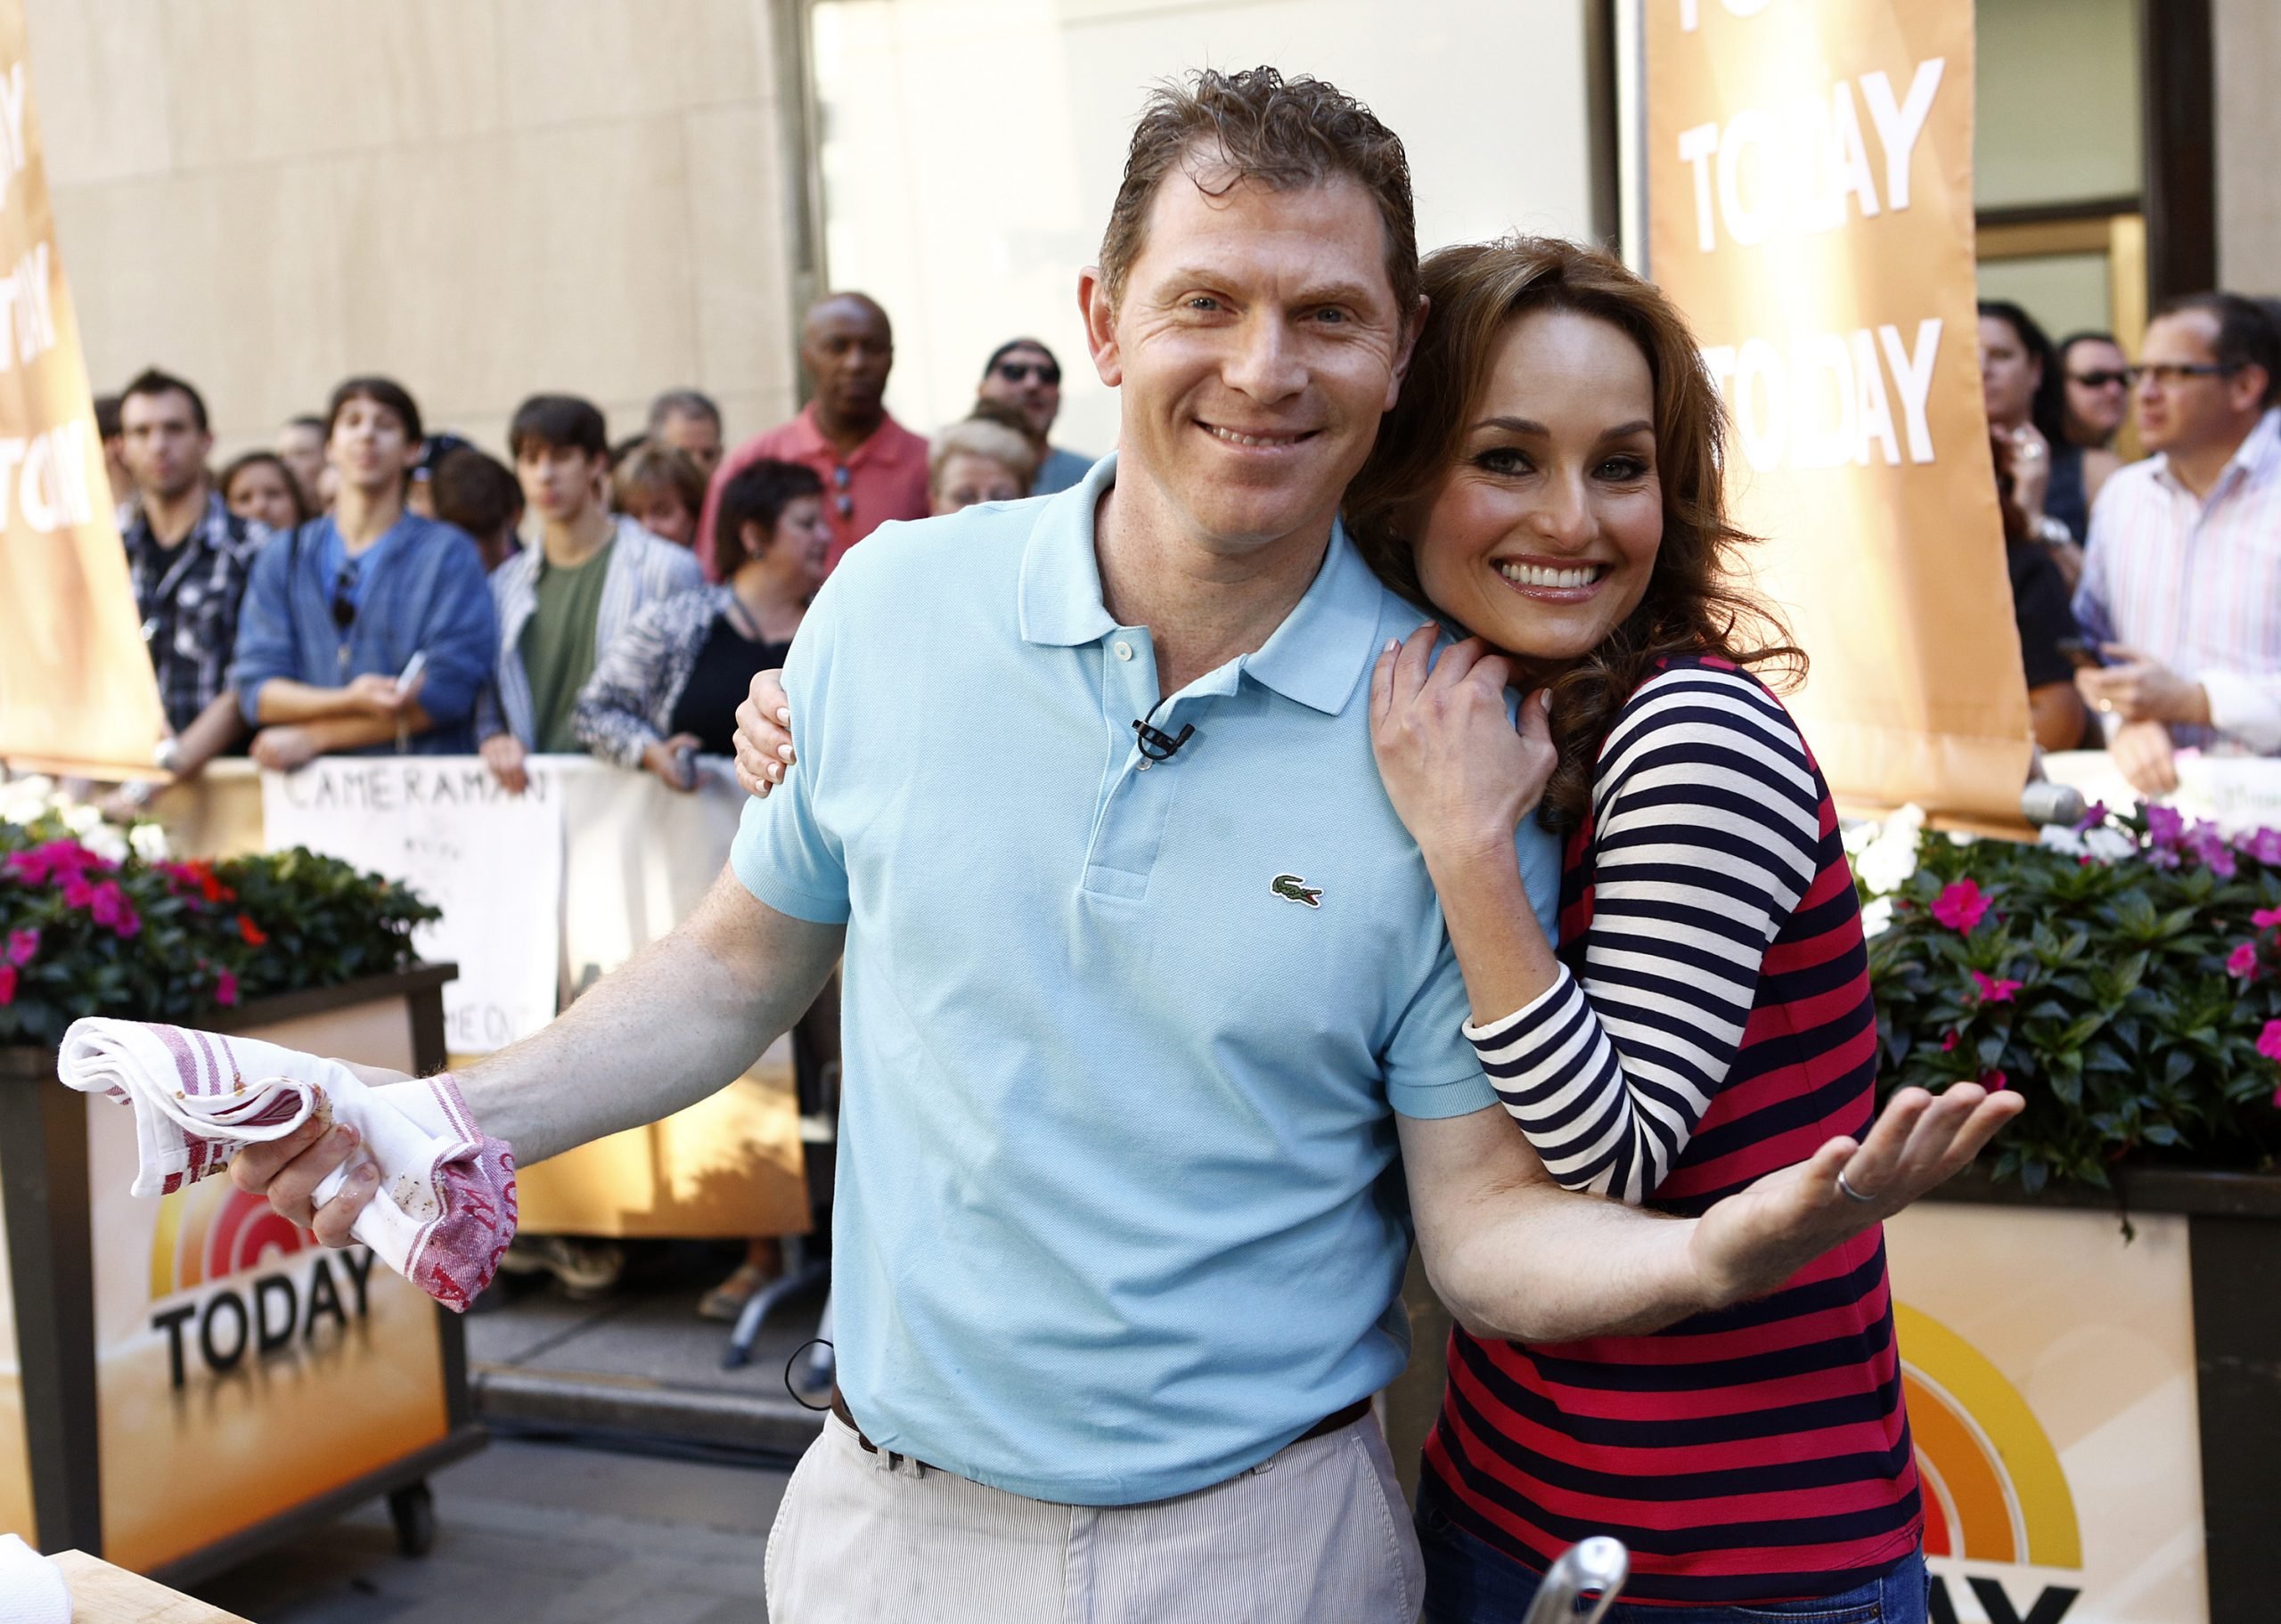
top-left (2075, 292), bottom-right (2281, 794)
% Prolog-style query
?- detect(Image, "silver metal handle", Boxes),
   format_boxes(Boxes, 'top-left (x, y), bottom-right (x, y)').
top-left (1519, 1536), bottom-right (1630, 1624)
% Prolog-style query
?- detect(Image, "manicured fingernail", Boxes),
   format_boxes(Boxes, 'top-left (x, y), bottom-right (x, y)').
top-left (1384, 640), bottom-right (1398, 653)
top-left (775, 708), bottom-right (790, 725)
top-left (355, 1164), bottom-right (379, 1187)
top-left (777, 745), bottom-right (795, 762)
top-left (768, 763), bottom-right (782, 780)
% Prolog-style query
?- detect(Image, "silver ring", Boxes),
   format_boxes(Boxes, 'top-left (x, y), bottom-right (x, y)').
top-left (1835, 1167), bottom-right (1879, 1204)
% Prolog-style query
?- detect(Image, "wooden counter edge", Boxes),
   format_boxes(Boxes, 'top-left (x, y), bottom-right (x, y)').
top-left (49, 1551), bottom-right (250, 1623)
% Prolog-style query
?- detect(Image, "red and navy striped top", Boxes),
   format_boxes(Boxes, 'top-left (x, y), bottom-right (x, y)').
top-left (1420, 657), bottom-right (1919, 1607)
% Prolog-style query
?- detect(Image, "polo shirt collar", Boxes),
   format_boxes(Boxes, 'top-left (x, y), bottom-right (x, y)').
top-left (1017, 451), bottom-right (1386, 717)
top-left (789, 401), bottom-right (918, 468)
top-left (1018, 453), bottom-right (1119, 648)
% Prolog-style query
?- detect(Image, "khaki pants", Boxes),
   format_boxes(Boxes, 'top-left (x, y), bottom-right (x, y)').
top-left (764, 1411), bottom-right (1423, 1623)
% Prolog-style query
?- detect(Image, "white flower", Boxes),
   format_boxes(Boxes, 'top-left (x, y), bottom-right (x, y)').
top-left (2084, 828), bottom-right (2137, 864)
top-left (79, 823), bottom-right (127, 865)
top-left (0, 774), bottom-right (60, 827)
top-left (1846, 804), bottom-right (1927, 896)
top-left (61, 801), bottom-right (102, 838)
top-left (2040, 824), bottom-right (2089, 858)
top-left (1860, 895), bottom-right (1895, 938)
top-left (129, 821), bottom-right (170, 862)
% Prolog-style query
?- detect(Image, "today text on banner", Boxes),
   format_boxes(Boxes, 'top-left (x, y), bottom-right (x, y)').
top-left (1646, 0), bottom-right (2033, 824)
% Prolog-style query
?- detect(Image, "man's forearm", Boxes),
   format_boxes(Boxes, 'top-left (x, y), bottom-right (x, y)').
top-left (256, 679), bottom-right (360, 724)
top-left (455, 868), bottom-right (843, 1165)
top-left (172, 691), bottom-right (249, 778)
top-left (289, 706), bottom-right (435, 755)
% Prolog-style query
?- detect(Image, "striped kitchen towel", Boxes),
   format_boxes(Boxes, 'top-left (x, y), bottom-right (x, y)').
top-left (57, 1019), bottom-right (515, 1311)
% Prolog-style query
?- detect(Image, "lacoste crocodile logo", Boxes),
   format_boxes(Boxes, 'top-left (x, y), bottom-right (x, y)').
top-left (1271, 873), bottom-right (1323, 908)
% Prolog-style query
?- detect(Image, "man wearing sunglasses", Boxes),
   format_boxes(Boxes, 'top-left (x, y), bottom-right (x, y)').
top-left (977, 338), bottom-right (1093, 495)
top-left (699, 292), bottom-right (932, 579)
top-left (2074, 292), bottom-right (2281, 795)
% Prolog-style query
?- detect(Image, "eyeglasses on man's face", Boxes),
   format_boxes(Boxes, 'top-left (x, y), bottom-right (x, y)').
top-left (2127, 362), bottom-right (2242, 388)
top-left (995, 360), bottom-right (1060, 387)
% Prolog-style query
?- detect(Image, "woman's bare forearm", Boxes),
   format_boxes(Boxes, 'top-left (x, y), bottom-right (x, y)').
top-left (456, 868), bottom-right (844, 1164)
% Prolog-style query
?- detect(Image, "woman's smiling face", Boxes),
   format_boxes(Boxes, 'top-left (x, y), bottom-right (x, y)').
top-left (1408, 306), bottom-right (1664, 673)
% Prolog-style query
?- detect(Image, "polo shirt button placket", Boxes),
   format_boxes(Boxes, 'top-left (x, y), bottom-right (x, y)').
top-left (1082, 630), bottom-right (1183, 897)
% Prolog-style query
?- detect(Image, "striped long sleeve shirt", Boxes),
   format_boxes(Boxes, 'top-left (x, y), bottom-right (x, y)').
top-left (1422, 657), bottom-right (1918, 1608)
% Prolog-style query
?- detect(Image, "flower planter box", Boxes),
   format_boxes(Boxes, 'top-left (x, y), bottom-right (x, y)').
top-left (1861, 1172), bottom-right (2276, 1623)
top-left (0, 964), bottom-right (483, 1585)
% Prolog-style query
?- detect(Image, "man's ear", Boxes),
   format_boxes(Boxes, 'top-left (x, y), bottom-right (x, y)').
top-left (1078, 265), bottom-right (1123, 388)
top-left (2232, 364), bottom-right (2271, 417)
top-left (1386, 293), bottom-right (1431, 412)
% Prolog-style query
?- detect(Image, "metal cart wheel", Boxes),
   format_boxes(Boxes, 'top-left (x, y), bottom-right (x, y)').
top-left (388, 1481), bottom-right (437, 1558)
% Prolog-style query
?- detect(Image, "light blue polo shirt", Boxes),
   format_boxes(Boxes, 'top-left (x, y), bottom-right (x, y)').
top-left (732, 453), bottom-right (1562, 1505)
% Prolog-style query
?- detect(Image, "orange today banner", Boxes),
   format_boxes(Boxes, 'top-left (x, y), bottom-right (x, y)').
top-left (0, 0), bottom-right (166, 779)
top-left (1645, 0), bottom-right (2032, 824)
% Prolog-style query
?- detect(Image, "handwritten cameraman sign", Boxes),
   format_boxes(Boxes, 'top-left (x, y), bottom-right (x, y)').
top-left (1645, 0), bottom-right (2032, 822)
top-left (262, 757), bottom-right (563, 1052)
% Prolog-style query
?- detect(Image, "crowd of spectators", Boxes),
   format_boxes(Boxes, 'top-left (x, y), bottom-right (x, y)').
top-left (99, 293), bottom-right (1094, 822)
top-left (1983, 289), bottom-right (2281, 793)
top-left (94, 280), bottom-right (2281, 820)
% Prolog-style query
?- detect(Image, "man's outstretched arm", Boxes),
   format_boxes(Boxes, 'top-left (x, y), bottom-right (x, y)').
top-left (233, 865), bottom-right (844, 1243)
top-left (1403, 1082), bottom-right (2020, 1345)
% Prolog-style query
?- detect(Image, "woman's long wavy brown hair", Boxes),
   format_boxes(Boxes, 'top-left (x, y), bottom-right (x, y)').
top-left (1345, 235), bottom-right (1803, 832)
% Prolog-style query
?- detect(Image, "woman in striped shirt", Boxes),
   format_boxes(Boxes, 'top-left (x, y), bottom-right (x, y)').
top-left (1352, 237), bottom-right (1929, 1620)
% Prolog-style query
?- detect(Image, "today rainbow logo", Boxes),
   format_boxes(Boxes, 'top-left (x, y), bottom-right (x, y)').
top-left (1898, 1303), bottom-right (2082, 1570)
top-left (147, 1176), bottom-right (312, 1302)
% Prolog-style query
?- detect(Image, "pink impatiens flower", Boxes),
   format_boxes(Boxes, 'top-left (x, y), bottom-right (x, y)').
top-left (214, 969), bottom-right (239, 1008)
top-left (2255, 908), bottom-right (2281, 931)
top-left (0, 963), bottom-right (14, 1006)
top-left (1970, 971), bottom-right (2022, 1004)
top-left (4, 927), bottom-right (35, 966)
top-left (1932, 879), bottom-right (1990, 934)
top-left (1941, 1030), bottom-right (1959, 1053)
top-left (2259, 1020), bottom-right (2281, 1065)
top-left (2229, 942), bottom-right (2261, 980)
top-left (1979, 1069), bottom-right (2009, 1091)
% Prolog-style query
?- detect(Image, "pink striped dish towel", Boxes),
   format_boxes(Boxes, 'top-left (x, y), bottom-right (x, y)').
top-left (57, 1018), bottom-right (517, 1311)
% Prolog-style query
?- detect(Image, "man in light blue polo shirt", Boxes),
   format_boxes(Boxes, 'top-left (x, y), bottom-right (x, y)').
top-left (732, 446), bottom-right (1555, 1515)
top-left (236, 64), bottom-right (2017, 1624)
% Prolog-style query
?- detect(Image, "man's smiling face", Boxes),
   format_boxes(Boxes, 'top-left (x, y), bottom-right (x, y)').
top-left (1092, 159), bottom-right (1415, 558)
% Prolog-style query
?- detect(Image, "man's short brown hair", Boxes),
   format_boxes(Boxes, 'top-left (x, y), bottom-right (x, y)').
top-left (1098, 67), bottom-right (1418, 320)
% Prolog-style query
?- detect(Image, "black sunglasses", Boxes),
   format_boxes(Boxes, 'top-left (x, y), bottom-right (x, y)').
top-left (2068, 369), bottom-right (2131, 389)
top-left (995, 359), bottom-right (1060, 387)
top-left (331, 566), bottom-right (356, 631)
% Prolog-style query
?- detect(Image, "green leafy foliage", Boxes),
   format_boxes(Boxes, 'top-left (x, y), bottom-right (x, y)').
top-left (0, 809), bottom-right (437, 1050)
top-left (1867, 805), bottom-right (2281, 1192)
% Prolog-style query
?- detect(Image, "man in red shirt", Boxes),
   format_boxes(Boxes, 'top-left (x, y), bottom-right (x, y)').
top-left (701, 292), bottom-right (931, 576)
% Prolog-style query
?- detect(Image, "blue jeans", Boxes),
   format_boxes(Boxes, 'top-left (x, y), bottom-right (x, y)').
top-left (1417, 1493), bottom-right (1928, 1623)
